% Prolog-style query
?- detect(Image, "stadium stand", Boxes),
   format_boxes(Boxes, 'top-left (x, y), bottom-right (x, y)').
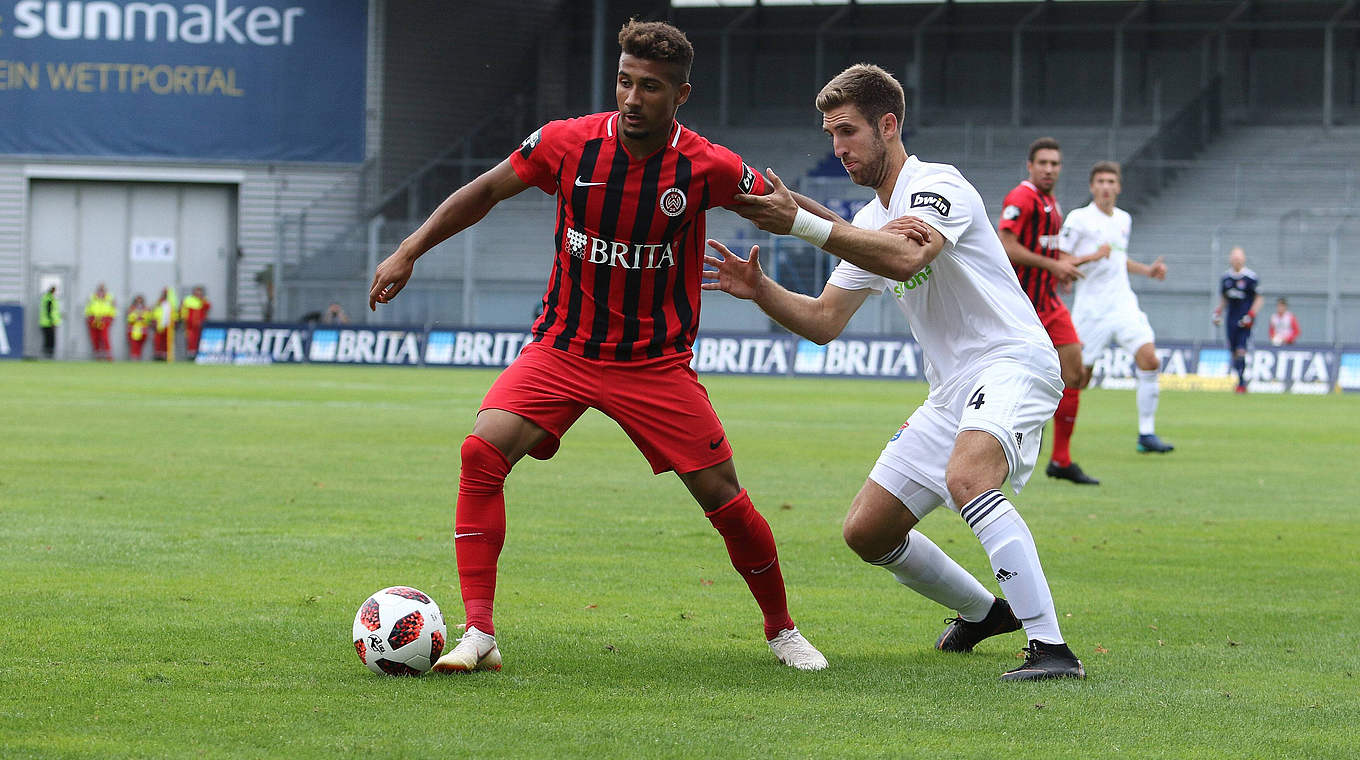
top-left (270, 0), bottom-right (1360, 344)
top-left (1122, 126), bottom-right (1360, 342)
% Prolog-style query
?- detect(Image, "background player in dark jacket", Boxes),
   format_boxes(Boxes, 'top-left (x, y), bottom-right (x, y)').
top-left (1213, 246), bottom-right (1263, 393)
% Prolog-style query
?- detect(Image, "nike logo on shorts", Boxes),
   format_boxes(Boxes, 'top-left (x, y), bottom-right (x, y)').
top-left (575, 176), bottom-right (607, 187)
top-left (709, 437), bottom-right (725, 450)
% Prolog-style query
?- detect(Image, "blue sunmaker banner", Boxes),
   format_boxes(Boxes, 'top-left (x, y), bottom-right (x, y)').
top-left (0, 0), bottom-right (366, 161)
top-left (195, 321), bottom-right (1359, 394)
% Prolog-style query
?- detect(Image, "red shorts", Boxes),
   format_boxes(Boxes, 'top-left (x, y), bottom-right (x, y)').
top-left (1038, 297), bottom-right (1080, 347)
top-left (480, 342), bottom-right (733, 475)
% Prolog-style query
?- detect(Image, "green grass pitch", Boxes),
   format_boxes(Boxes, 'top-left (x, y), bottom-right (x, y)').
top-left (2, 362), bottom-right (1357, 759)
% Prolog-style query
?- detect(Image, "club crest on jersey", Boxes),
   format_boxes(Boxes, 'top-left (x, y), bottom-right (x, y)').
top-left (738, 164), bottom-right (757, 194)
top-left (519, 128), bottom-right (542, 159)
top-left (660, 187), bottom-right (688, 217)
top-left (910, 192), bottom-right (951, 217)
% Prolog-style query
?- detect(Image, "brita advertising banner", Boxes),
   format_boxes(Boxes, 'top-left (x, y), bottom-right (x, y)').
top-left (0, 0), bottom-right (366, 161)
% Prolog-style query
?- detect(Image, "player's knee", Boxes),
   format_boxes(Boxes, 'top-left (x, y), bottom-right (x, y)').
top-left (460, 435), bottom-right (511, 492)
top-left (946, 471), bottom-right (995, 511)
top-left (842, 516), bottom-right (889, 561)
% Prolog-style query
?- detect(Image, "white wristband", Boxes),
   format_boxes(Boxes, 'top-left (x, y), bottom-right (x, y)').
top-left (790, 208), bottom-right (833, 248)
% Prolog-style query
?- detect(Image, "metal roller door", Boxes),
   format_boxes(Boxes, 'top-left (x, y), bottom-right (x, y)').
top-left (26, 180), bottom-right (236, 359)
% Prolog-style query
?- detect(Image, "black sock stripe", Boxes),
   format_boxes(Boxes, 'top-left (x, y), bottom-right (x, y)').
top-left (966, 502), bottom-right (1001, 529)
top-left (868, 539), bottom-right (910, 566)
top-left (961, 490), bottom-right (1004, 522)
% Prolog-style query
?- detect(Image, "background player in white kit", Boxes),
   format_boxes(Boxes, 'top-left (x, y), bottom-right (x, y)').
top-left (707, 64), bottom-right (1084, 680)
top-left (1058, 161), bottom-right (1175, 453)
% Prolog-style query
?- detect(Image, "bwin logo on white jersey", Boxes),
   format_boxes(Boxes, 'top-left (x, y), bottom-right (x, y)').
top-left (565, 229), bottom-right (677, 269)
top-left (910, 192), bottom-right (951, 217)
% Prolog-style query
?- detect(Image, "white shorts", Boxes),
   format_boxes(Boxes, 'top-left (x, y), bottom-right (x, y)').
top-left (1075, 306), bottom-right (1156, 367)
top-left (868, 359), bottom-right (1062, 519)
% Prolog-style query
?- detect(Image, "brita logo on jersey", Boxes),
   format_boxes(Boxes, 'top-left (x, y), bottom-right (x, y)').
top-left (565, 229), bottom-right (677, 269)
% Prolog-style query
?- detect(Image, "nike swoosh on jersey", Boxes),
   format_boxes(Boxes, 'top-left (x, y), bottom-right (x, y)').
top-left (574, 177), bottom-right (607, 187)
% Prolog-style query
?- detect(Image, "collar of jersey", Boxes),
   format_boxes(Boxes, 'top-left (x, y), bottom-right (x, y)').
top-left (609, 113), bottom-right (682, 162)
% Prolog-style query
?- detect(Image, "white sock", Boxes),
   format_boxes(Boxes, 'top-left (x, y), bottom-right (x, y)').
top-left (1136, 368), bottom-right (1159, 436)
top-left (962, 490), bottom-right (1063, 644)
top-left (869, 530), bottom-right (995, 622)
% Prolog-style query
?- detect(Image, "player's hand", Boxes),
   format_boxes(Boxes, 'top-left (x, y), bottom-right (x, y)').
top-left (1149, 255), bottom-right (1167, 281)
top-left (369, 250), bottom-right (415, 310)
top-left (1094, 244), bottom-right (1112, 261)
top-left (1049, 255), bottom-right (1084, 284)
top-left (1212, 310), bottom-right (1222, 326)
top-left (1237, 312), bottom-right (1254, 328)
top-left (731, 168), bottom-right (797, 235)
top-left (879, 215), bottom-right (932, 245)
top-left (703, 240), bottom-right (765, 302)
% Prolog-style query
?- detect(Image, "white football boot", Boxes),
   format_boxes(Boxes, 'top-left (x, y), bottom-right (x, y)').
top-left (432, 626), bottom-right (502, 673)
top-left (767, 627), bottom-right (828, 671)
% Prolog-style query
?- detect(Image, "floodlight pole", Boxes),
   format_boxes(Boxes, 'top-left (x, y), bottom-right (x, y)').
top-left (813, 5), bottom-right (850, 92)
top-left (590, 0), bottom-right (606, 114)
top-left (719, 8), bottom-right (757, 127)
top-left (1011, 5), bottom-right (1043, 128)
top-left (914, 4), bottom-right (947, 131)
top-left (1322, 1), bottom-right (1357, 131)
top-left (1112, 3), bottom-right (1147, 131)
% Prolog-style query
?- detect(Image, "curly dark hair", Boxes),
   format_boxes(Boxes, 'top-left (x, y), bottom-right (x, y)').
top-left (618, 19), bottom-right (693, 84)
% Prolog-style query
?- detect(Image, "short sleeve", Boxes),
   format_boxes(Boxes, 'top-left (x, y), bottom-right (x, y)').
top-left (703, 143), bottom-right (766, 209)
top-left (997, 187), bottom-right (1029, 236)
top-left (1057, 210), bottom-right (1085, 254)
top-left (899, 175), bottom-right (972, 246)
top-left (508, 121), bottom-right (566, 195)
top-left (827, 258), bottom-right (888, 294)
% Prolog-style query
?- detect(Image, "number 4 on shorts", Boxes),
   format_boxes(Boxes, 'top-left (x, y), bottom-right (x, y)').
top-left (968, 387), bottom-right (985, 409)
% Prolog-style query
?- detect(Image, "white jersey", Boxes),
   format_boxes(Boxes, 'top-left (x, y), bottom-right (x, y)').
top-left (828, 156), bottom-right (1057, 397)
top-left (1059, 202), bottom-right (1138, 318)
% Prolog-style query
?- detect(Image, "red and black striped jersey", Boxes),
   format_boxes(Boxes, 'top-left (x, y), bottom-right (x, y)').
top-left (998, 180), bottom-right (1064, 313)
top-left (509, 111), bottom-right (765, 361)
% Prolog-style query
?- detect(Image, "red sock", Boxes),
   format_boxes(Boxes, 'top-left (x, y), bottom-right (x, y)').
top-left (455, 435), bottom-right (510, 635)
top-left (1051, 386), bottom-right (1080, 467)
top-left (704, 489), bottom-right (795, 640)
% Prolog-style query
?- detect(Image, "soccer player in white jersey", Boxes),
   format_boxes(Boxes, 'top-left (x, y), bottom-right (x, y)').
top-left (1059, 161), bottom-right (1174, 453)
top-left (707, 64), bottom-right (1084, 680)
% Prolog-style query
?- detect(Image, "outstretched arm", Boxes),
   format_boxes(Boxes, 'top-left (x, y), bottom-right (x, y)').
top-left (1127, 255), bottom-right (1167, 280)
top-left (703, 240), bottom-right (870, 345)
top-left (731, 169), bottom-right (942, 282)
top-left (1002, 229), bottom-right (1084, 284)
top-left (370, 159), bottom-right (531, 310)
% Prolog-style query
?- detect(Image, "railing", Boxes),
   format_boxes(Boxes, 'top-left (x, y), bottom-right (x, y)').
top-left (1119, 75), bottom-right (1223, 212)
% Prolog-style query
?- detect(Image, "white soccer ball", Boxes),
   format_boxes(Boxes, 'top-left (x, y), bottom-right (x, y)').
top-left (352, 586), bottom-right (447, 676)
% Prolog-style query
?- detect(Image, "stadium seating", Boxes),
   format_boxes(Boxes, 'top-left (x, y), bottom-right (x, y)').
top-left (1123, 126), bottom-right (1360, 342)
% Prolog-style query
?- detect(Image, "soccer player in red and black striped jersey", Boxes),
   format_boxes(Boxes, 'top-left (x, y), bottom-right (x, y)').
top-left (368, 20), bottom-right (827, 672)
top-left (998, 138), bottom-right (1099, 486)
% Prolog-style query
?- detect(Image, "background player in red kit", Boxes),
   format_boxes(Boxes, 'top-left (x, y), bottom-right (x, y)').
top-left (998, 138), bottom-right (1100, 485)
top-left (368, 20), bottom-right (827, 673)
